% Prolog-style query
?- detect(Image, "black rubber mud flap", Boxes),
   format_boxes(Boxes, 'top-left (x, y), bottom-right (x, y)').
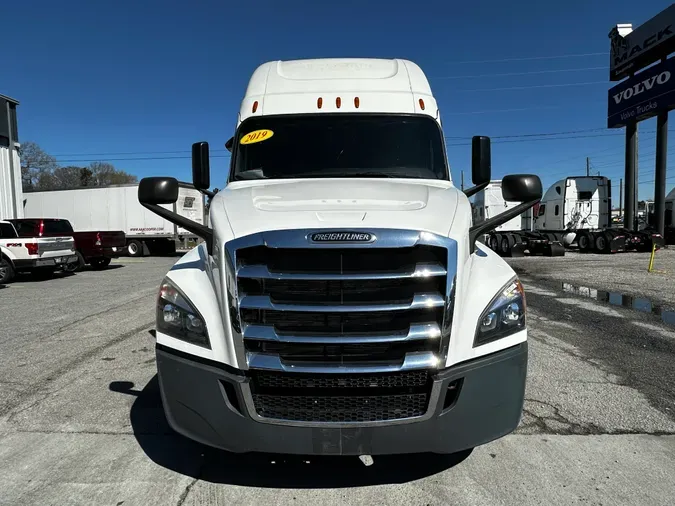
top-left (609, 235), bottom-right (626, 253)
top-left (549, 242), bottom-right (565, 256)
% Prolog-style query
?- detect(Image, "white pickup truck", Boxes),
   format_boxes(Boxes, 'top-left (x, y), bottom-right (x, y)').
top-left (135, 58), bottom-right (542, 457)
top-left (0, 220), bottom-right (78, 283)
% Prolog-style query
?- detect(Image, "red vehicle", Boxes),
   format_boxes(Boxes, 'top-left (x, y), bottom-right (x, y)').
top-left (9, 218), bottom-right (126, 270)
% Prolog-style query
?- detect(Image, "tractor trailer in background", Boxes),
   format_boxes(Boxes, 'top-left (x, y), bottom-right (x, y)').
top-left (22, 182), bottom-right (205, 257)
top-left (473, 176), bottom-right (664, 256)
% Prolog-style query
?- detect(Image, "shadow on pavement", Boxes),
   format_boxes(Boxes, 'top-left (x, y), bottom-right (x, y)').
top-left (110, 376), bottom-right (472, 488)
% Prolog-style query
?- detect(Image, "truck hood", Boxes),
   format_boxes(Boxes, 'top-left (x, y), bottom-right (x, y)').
top-left (214, 178), bottom-right (464, 239)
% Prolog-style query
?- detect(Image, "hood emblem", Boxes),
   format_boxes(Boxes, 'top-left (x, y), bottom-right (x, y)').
top-left (308, 231), bottom-right (375, 243)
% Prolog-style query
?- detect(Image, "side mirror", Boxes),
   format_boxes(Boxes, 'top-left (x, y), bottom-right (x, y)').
top-left (192, 142), bottom-right (211, 191)
top-left (138, 176), bottom-right (214, 254)
top-left (502, 174), bottom-right (542, 202)
top-left (471, 136), bottom-right (491, 185)
top-left (468, 173), bottom-right (542, 252)
top-left (463, 136), bottom-right (492, 198)
top-left (138, 177), bottom-right (178, 205)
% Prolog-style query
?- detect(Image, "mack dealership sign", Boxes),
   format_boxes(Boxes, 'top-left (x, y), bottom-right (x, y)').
top-left (608, 56), bottom-right (675, 128)
top-left (609, 3), bottom-right (675, 81)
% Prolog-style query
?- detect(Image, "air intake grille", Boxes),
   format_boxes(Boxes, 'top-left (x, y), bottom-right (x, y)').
top-left (249, 370), bottom-right (432, 423)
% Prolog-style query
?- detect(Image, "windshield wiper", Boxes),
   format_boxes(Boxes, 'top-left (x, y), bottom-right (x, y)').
top-left (234, 169), bottom-right (267, 181)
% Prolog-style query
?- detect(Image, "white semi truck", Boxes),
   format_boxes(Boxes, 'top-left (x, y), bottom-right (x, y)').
top-left (137, 58), bottom-right (542, 457)
top-left (22, 182), bottom-right (205, 257)
top-left (475, 176), bottom-right (664, 256)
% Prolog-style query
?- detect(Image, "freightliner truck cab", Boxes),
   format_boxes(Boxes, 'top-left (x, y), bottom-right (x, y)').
top-left (137, 58), bottom-right (542, 456)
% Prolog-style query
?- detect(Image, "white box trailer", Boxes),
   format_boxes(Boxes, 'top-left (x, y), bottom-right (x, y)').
top-left (22, 182), bottom-right (205, 257)
top-left (0, 95), bottom-right (22, 221)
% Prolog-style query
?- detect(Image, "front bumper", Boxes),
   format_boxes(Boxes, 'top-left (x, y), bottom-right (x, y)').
top-left (14, 254), bottom-right (78, 271)
top-left (156, 342), bottom-right (527, 455)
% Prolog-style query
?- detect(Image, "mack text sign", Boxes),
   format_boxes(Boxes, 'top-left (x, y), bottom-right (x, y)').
top-left (610, 3), bottom-right (675, 81)
top-left (607, 57), bottom-right (675, 128)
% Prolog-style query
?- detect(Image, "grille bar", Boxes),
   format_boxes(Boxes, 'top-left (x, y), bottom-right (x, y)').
top-left (242, 322), bottom-right (441, 344)
top-left (246, 350), bottom-right (439, 373)
top-left (237, 262), bottom-right (447, 280)
top-left (239, 293), bottom-right (445, 312)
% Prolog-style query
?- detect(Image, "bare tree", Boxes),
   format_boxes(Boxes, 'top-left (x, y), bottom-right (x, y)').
top-left (20, 141), bottom-right (58, 191)
top-left (89, 161), bottom-right (137, 186)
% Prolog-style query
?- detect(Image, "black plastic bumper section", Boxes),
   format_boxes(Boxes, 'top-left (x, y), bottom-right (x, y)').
top-left (156, 341), bottom-right (528, 455)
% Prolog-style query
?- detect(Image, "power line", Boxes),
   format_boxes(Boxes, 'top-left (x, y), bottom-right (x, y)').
top-left (454, 81), bottom-right (608, 92)
top-left (432, 66), bottom-right (607, 80)
top-left (445, 52), bottom-right (607, 65)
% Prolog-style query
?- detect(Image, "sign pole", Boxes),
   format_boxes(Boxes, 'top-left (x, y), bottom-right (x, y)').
top-left (624, 121), bottom-right (637, 231)
top-left (654, 111), bottom-right (668, 237)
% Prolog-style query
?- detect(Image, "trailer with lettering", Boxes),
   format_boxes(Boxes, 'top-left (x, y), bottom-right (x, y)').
top-left (22, 182), bottom-right (205, 257)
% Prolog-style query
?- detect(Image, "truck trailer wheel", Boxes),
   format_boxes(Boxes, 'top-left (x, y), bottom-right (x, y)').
top-left (577, 232), bottom-right (590, 253)
top-left (500, 235), bottom-right (516, 256)
top-left (595, 233), bottom-right (610, 254)
top-left (127, 240), bottom-right (144, 258)
top-left (0, 257), bottom-right (15, 284)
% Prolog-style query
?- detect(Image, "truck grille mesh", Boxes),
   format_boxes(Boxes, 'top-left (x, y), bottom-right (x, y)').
top-left (249, 370), bottom-right (432, 423)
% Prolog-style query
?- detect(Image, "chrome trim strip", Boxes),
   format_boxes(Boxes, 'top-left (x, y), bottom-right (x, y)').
top-left (239, 293), bottom-right (445, 312)
top-left (236, 262), bottom-right (447, 280)
top-left (239, 375), bottom-right (444, 428)
top-left (242, 322), bottom-right (441, 344)
top-left (246, 351), bottom-right (439, 373)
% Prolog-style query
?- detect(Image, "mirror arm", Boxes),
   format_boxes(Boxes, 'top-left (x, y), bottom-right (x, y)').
top-left (469, 198), bottom-right (540, 253)
top-left (463, 182), bottom-right (489, 199)
top-left (140, 203), bottom-right (214, 254)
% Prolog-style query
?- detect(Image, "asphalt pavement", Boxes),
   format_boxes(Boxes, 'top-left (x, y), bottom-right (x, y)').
top-left (1, 255), bottom-right (674, 505)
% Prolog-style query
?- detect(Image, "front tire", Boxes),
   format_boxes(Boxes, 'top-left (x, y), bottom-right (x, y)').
top-left (0, 257), bottom-right (15, 284)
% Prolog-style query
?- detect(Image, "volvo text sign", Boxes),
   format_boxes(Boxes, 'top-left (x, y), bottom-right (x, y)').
top-left (608, 57), bottom-right (675, 128)
top-left (610, 3), bottom-right (675, 81)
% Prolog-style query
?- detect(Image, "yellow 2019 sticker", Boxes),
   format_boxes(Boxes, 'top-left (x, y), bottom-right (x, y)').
top-left (240, 129), bottom-right (274, 145)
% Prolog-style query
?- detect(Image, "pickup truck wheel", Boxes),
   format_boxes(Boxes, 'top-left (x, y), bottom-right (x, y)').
top-left (90, 258), bottom-right (112, 270)
top-left (127, 240), bottom-right (144, 257)
top-left (0, 258), bottom-right (15, 284)
top-left (64, 251), bottom-right (85, 273)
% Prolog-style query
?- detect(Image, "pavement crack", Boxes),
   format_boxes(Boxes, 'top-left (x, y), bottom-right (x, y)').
top-left (0, 320), bottom-right (154, 418)
top-left (52, 291), bottom-right (154, 335)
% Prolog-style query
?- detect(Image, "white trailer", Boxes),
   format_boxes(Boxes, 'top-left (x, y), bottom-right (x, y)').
top-left (0, 94), bottom-right (22, 221)
top-left (22, 182), bottom-right (205, 257)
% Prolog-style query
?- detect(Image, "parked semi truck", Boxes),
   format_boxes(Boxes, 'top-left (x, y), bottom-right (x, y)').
top-left (135, 57), bottom-right (543, 457)
top-left (474, 176), bottom-right (663, 256)
top-left (22, 182), bottom-right (205, 257)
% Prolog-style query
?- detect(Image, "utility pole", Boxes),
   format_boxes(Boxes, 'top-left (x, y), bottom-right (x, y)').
top-left (619, 178), bottom-right (623, 219)
top-left (586, 157), bottom-right (590, 177)
top-left (461, 170), bottom-right (464, 191)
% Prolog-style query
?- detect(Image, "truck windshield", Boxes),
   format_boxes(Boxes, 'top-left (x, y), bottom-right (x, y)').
top-left (230, 114), bottom-right (448, 181)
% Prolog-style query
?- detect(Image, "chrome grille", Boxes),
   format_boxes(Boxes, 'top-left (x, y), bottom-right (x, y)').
top-left (225, 228), bottom-right (457, 424)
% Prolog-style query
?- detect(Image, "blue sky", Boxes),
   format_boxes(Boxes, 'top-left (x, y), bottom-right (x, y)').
top-left (4, 0), bottom-right (675, 200)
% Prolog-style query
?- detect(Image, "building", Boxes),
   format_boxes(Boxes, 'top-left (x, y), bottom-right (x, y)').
top-left (0, 93), bottom-right (21, 220)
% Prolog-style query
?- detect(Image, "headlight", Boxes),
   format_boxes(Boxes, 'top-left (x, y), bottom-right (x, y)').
top-left (474, 277), bottom-right (526, 347)
top-left (157, 278), bottom-right (210, 348)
